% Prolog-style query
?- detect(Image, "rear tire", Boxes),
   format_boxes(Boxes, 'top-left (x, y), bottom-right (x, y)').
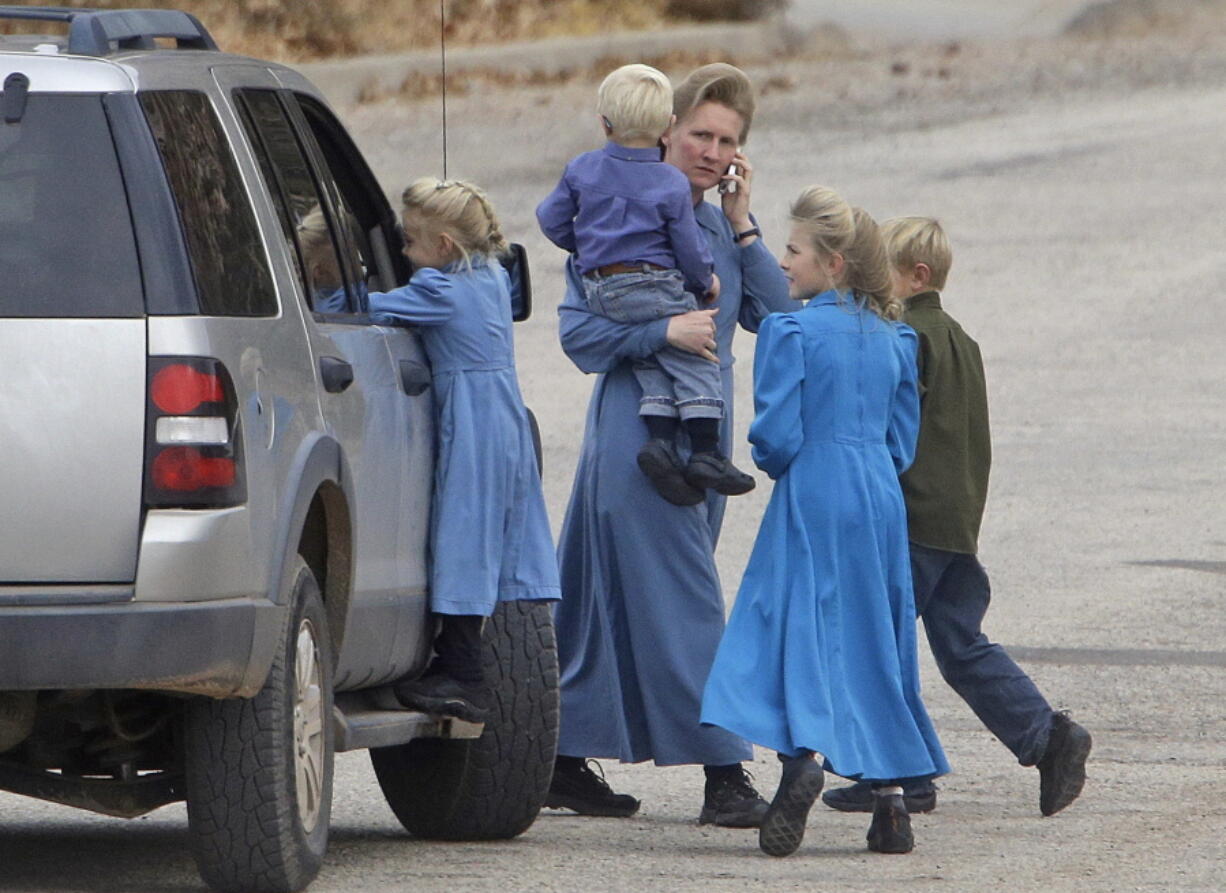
top-left (185, 558), bottom-right (334, 893)
top-left (370, 600), bottom-right (558, 840)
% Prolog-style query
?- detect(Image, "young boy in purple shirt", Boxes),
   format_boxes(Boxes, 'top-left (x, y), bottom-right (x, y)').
top-left (537, 63), bottom-right (754, 505)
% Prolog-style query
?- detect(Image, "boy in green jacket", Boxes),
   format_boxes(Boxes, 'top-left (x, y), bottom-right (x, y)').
top-left (823, 217), bottom-right (1091, 817)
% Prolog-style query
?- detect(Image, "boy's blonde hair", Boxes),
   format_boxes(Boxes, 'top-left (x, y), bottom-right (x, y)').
top-left (401, 177), bottom-right (508, 270)
top-left (597, 64), bottom-right (673, 143)
top-left (880, 216), bottom-right (952, 291)
top-left (789, 185), bottom-right (902, 321)
top-left (672, 62), bottom-right (755, 144)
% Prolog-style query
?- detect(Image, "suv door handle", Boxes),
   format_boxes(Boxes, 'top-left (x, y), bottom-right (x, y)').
top-left (399, 360), bottom-right (431, 396)
top-left (320, 356), bottom-right (354, 393)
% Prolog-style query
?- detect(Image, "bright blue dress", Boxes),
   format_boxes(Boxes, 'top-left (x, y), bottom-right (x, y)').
top-left (369, 263), bottom-right (561, 616)
top-left (700, 292), bottom-right (948, 781)
top-left (553, 203), bottom-right (794, 765)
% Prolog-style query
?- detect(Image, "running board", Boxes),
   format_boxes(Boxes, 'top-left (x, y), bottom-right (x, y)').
top-left (332, 688), bottom-right (484, 752)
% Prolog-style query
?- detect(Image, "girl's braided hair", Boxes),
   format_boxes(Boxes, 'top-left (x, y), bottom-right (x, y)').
top-left (789, 185), bottom-right (901, 321)
top-left (401, 177), bottom-right (508, 270)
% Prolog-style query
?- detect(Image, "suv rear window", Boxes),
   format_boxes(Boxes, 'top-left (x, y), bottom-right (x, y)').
top-left (140, 90), bottom-right (277, 317)
top-left (0, 94), bottom-right (143, 318)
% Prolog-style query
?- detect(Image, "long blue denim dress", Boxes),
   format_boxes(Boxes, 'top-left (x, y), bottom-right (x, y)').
top-left (701, 293), bottom-right (949, 782)
top-left (369, 262), bottom-right (560, 616)
top-left (553, 202), bottom-right (793, 765)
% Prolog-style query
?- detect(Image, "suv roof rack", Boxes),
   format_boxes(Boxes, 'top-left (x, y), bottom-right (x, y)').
top-left (0, 6), bottom-right (218, 56)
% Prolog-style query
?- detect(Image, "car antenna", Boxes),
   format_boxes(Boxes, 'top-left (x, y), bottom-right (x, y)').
top-left (439, 0), bottom-right (448, 180)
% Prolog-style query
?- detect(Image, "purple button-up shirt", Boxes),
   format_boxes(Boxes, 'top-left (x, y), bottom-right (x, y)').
top-left (536, 142), bottom-right (713, 296)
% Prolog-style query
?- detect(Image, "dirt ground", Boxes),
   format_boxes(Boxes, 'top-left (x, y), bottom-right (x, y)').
top-left (2, 4), bottom-right (1224, 891)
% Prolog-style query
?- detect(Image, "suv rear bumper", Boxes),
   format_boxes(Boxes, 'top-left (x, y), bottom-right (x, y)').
top-left (0, 598), bottom-right (283, 697)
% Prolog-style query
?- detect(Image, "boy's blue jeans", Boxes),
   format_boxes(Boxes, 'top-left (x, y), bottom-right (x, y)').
top-left (910, 542), bottom-right (1055, 767)
top-left (581, 268), bottom-right (722, 420)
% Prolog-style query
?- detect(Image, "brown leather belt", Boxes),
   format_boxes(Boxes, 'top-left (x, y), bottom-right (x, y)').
top-left (588, 262), bottom-right (669, 277)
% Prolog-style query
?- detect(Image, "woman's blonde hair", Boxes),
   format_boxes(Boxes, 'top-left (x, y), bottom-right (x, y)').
top-left (597, 63), bottom-right (673, 142)
top-left (671, 62), bottom-right (755, 143)
top-left (879, 216), bottom-right (952, 291)
top-left (400, 176), bottom-right (508, 270)
top-left (789, 185), bottom-right (902, 320)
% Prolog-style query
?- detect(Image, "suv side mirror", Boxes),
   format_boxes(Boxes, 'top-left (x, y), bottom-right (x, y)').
top-left (501, 243), bottom-right (532, 322)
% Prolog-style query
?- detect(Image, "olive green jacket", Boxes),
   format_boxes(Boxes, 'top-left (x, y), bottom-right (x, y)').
top-left (900, 291), bottom-right (991, 554)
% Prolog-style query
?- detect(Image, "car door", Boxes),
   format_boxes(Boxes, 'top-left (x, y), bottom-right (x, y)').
top-left (284, 91), bottom-right (437, 683)
top-left (231, 84), bottom-right (431, 688)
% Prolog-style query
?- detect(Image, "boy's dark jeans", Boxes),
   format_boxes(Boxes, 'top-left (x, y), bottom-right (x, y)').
top-left (910, 542), bottom-right (1054, 766)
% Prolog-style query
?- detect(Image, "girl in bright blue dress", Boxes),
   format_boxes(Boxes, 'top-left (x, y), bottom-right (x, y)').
top-left (701, 186), bottom-right (948, 857)
top-left (366, 178), bottom-right (561, 722)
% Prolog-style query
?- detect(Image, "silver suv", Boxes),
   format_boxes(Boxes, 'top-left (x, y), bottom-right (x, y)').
top-left (0, 8), bottom-right (557, 892)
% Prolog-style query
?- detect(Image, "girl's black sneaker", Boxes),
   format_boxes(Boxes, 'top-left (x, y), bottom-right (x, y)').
top-left (758, 756), bottom-right (823, 856)
top-left (393, 667), bottom-right (487, 724)
top-left (866, 792), bottom-right (914, 854)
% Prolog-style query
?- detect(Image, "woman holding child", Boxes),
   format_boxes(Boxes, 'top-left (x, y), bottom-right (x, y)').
top-left (545, 63), bottom-right (794, 825)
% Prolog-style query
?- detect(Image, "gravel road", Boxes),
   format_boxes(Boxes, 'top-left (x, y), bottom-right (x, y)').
top-left (3, 8), bottom-right (1224, 892)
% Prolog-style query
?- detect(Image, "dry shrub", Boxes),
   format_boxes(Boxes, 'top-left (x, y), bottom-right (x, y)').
top-left (1064, 0), bottom-right (1226, 39)
top-left (0, 0), bottom-right (758, 61)
top-left (665, 0), bottom-right (787, 22)
top-left (382, 46), bottom-right (742, 104)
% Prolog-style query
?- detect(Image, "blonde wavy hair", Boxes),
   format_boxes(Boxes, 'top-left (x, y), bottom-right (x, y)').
top-left (400, 177), bottom-right (508, 271)
top-left (789, 185), bottom-right (902, 321)
top-left (879, 216), bottom-right (952, 291)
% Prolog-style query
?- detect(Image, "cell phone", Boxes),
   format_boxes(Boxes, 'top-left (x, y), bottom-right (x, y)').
top-left (718, 162), bottom-right (739, 194)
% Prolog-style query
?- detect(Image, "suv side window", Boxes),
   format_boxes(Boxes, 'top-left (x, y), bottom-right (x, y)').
top-left (292, 95), bottom-right (407, 296)
top-left (139, 90), bottom-right (277, 317)
top-left (234, 89), bottom-right (354, 314)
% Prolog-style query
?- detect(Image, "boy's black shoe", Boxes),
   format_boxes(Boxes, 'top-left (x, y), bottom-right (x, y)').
top-left (1038, 711), bottom-right (1092, 816)
top-left (684, 452), bottom-right (756, 496)
top-left (637, 439), bottom-right (705, 506)
top-left (393, 668), bottom-right (487, 724)
top-left (758, 756), bottom-right (824, 857)
top-left (822, 779), bottom-right (937, 814)
top-left (866, 792), bottom-right (914, 854)
top-left (699, 765), bottom-right (770, 828)
top-left (545, 759), bottom-right (641, 817)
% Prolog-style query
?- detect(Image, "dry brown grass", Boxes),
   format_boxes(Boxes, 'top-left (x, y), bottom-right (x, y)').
top-left (0, 0), bottom-right (780, 61)
top-left (380, 46), bottom-right (744, 103)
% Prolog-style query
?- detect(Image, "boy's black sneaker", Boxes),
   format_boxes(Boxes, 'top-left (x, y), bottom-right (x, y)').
top-left (1037, 711), bottom-right (1092, 816)
top-left (699, 765), bottom-right (770, 828)
top-left (866, 792), bottom-right (914, 854)
top-left (822, 779), bottom-right (937, 814)
top-left (393, 668), bottom-right (487, 724)
top-left (545, 759), bottom-right (641, 817)
top-left (759, 756), bottom-right (824, 857)
top-left (684, 452), bottom-right (756, 496)
top-left (637, 439), bottom-right (705, 506)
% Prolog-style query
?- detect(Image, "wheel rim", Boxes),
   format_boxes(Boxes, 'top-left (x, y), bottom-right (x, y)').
top-left (293, 617), bottom-right (325, 832)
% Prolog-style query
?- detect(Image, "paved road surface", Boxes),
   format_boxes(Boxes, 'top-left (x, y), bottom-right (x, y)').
top-left (786, 0), bottom-right (1091, 38)
top-left (2, 19), bottom-right (1224, 893)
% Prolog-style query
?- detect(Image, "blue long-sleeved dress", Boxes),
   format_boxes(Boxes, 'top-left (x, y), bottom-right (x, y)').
top-left (554, 202), bottom-right (793, 765)
top-left (700, 292), bottom-right (949, 781)
top-left (369, 263), bottom-right (560, 615)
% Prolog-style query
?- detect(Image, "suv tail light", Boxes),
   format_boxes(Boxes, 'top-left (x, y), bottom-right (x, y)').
top-left (144, 358), bottom-right (245, 508)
